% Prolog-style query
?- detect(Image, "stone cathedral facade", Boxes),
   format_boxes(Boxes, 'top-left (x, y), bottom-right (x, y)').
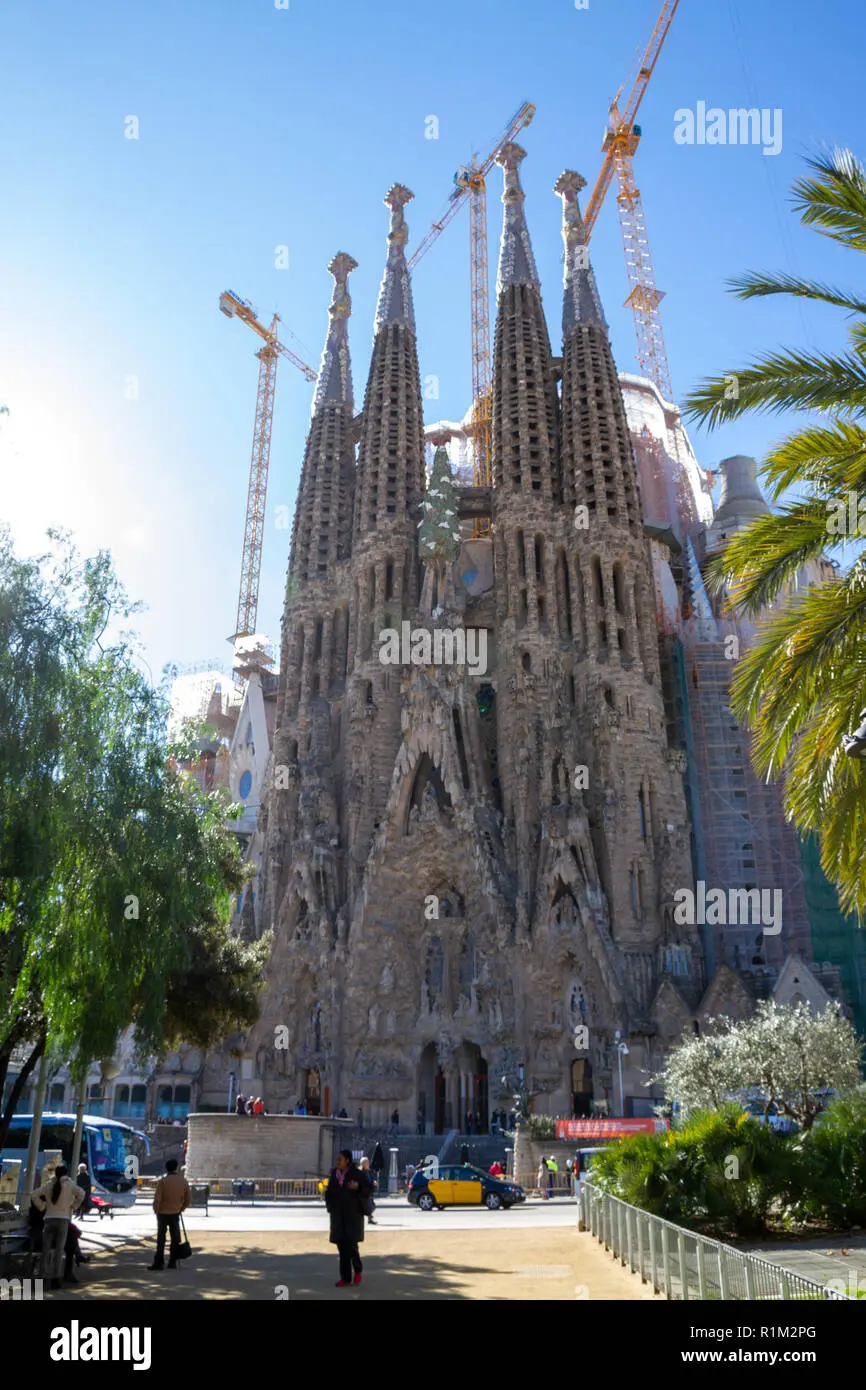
top-left (251, 144), bottom-right (708, 1129)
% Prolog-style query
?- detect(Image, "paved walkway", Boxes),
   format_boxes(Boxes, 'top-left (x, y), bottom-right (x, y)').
top-left (48, 1226), bottom-right (660, 1301)
top-left (743, 1233), bottom-right (866, 1296)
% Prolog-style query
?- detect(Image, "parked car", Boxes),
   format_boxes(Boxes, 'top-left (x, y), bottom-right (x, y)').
top-left (407, 1163), bottom-right (525, 1211)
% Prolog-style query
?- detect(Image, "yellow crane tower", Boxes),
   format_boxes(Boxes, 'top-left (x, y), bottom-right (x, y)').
top-left (582, 0), bottom-right (680, 401)
top-left (409, 101), bottom-right (536, 508)
top-left (220, 290), bottom-right (317, 648)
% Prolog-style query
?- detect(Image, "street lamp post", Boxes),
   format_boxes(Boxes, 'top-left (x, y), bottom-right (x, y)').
top-left (614, 1032), bottom-right (630, 1117)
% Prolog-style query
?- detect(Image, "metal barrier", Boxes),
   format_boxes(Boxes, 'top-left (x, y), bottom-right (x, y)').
top-left (580, 1182), bottom-right (853, 1301)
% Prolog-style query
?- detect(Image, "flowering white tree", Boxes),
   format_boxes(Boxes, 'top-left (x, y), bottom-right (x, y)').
top-left (660, 1002), bottom-right (862, 1131)
top-left (659, 1027), bottom-right (741, 1115)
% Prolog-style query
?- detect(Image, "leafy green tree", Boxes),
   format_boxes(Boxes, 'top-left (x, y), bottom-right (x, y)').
top-left (0, 530), bottom-right (265, 1146)
top-left (682, 149), bottom-right (866, 911)
top-left (797, 1087), bottom-right (866, 1226)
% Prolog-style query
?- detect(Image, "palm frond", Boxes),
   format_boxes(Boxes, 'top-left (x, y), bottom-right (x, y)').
top-left (728, 270), bottom-right (866, 317)
top-left (682, 349), bottom-right (866, 429)
top-left (792, 149), bottom-right (866, 253)
top-left (705, 505), bottom-right (841, 612)
top-left (760, 421), bottom-right (866, 499)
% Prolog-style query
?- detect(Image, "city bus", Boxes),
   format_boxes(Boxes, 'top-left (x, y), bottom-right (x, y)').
top-left (0, 1113), bottom-right (148, 1210)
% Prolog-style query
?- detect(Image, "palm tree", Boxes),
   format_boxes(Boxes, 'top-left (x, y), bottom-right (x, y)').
top-left (683, 149), bottom-right (866, 914)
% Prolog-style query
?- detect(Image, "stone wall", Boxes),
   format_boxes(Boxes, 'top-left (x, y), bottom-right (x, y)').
top-left (186, 1113), bottom-right (352, 1180)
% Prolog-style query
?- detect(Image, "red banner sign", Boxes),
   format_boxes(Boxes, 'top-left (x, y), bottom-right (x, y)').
top-left (554, 1118), bottom-right (668, 1140)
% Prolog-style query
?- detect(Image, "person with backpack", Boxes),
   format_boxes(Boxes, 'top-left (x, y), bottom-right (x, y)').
top-left (147, 1158), bottom-right (191, 1271)
top-left (32, 1164), bottom-right (85, 1287)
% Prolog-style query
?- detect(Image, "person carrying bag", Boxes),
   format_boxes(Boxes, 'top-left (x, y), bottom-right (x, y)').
top-left (176, 1213), bottom-right (192, 1262)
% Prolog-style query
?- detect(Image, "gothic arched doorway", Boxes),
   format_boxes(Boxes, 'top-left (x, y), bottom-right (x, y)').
top-left (457, 1041), bottom-right (488, 1134)
top-left (418, 1042), bottom-right (446, 1134)
top-left (571, 1058), bottom-right (592, 1118)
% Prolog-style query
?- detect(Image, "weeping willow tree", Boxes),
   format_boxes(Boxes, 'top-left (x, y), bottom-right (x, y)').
top-left (683, 149), bottom-right (866, 913)
top-left (0, 529), bottom-right (266, 1147)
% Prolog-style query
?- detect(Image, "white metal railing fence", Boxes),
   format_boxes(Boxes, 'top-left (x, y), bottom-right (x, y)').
top-left (581, 1181), bottom-right (854, 1301)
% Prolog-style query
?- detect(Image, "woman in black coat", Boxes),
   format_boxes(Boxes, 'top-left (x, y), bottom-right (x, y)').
top-left (325, 1149), bottom-right (372, 1287)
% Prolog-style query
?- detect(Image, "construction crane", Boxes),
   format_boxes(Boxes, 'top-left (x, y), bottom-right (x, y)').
top-left (220, 289), bottom-right (317, 647)
top-left (409, 101), bottom-right (536, 508)
top-left (582, 0), bottom-right (680, 401)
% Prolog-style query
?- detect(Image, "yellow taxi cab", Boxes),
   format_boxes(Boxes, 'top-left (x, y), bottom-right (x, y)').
top-left (407, 1162), bottom-right (526, 1211)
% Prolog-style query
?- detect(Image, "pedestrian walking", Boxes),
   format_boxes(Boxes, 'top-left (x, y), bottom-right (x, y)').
top-left (488, 1160), bottom-right (503, 1177)
top-left (235, 1094), bottom-right (247, 1115)
top-left (147, 1158), bottom-right (191, 1271)
top-left (326, 1149), bottom-right (372, 1287)
top-left (360, 1156), bottom-right (377, 1224)
top-left (370, 1141), bottom-right (385, 1187)
top-left (32, 1165), bottom-right (85, 1287)
top-left (537, 1156), bottom-right (548, 1200)
top-left (390, 1108), bottom-right (399, 1134)
top-left (76, 1163), bottom-right (93, 1216)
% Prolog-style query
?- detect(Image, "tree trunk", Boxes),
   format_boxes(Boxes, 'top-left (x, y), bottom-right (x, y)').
top-left (0, 1035), bottom-right (45, 1149)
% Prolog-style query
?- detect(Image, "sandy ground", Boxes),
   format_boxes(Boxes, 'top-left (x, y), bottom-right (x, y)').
top-left (49, 1226), bottom-right (660, 1301)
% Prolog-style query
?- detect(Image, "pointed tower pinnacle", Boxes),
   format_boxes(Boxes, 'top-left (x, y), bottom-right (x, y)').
top-left (288, 252), bottom-right (358, 585)
top-left (354, 185), bottom-right (425, 541)
top-left (495, 142), bottom-right (540, 297)
top-left (554, 170), bottom-right (607, 338)
top-left (374, 183), bottom-right (416, 336)
top-left (683, 537), bottom-right (719, 641)
top-left (312, 252), bottom-right (358, 416)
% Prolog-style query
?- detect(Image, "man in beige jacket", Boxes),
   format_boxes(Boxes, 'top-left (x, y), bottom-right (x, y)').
top-left (148, 1159), bottom-right (190, 1270)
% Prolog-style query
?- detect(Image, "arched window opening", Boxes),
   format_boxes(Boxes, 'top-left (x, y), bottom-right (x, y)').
top-left (534, 535), bottom-right (545, 586)
top-left (458, 932), bottom-right (477, 987)
top-left (426, 937), bottom-right (444, 1000)
top-left (453, 708), bottom-right (471, 791)
top-left (613, 563), bottom-right (626, 616)
top-left (592, 556), bottom-right (605, 609)
top-left (630, 865), bottom-right (640, 916)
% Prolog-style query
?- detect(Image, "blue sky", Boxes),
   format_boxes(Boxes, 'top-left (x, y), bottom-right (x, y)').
top-left (1, 0), bottom-right (864, 677)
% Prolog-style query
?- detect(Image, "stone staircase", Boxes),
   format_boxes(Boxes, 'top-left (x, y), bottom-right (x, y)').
top-left (439, 1132), bottom-right (514, 1174)
top-left (337, 1128), bottom-right (454, 1183)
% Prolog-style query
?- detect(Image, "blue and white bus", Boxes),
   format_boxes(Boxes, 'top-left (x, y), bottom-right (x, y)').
top-left (0, 1113), bottom-right (148, 1210)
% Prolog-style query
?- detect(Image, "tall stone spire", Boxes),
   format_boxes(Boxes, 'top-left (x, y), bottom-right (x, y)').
top-left (495, 142), bottom-right (540, 296)
top-left (312, 252), bottom-right (358, 415)
top-left (289, 253), bottom-right (358, 586)
top-left (557, 168), bottom-right (640, 536)
top-left (554, 170), bottom-right (606, 337)
top-left (374, 183), bottom-right (416, 335)
top-left (490, 142), bottom-right (558, 501)
top-left (354, 184), bottom-right (425, 541)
